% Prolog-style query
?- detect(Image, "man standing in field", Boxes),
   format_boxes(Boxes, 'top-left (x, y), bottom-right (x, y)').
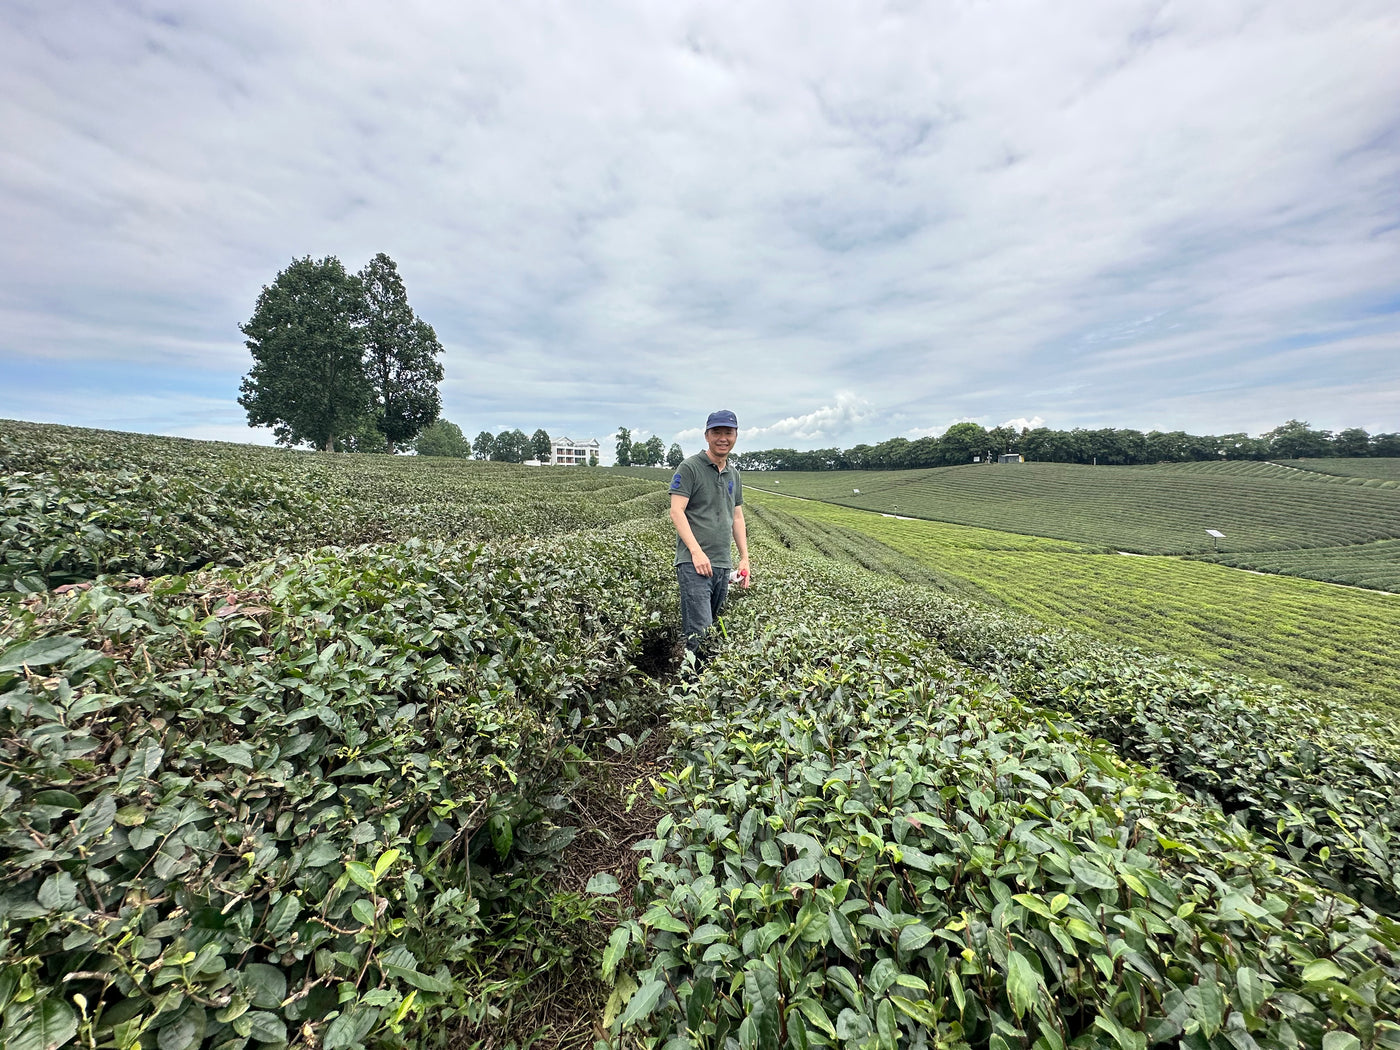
top-left (669, 410), bottom-right (751, 654)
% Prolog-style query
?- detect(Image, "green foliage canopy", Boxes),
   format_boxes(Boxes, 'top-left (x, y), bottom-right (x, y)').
top-left (637, 435), bottom-right (665, 467)
top-left (493, 428), bottom-right (528, 463)
top-left (358, 253), bottom-right (445, 453)
top-left (736, 421), bottom-right (1396, 471)
top-left (938, 421), bottom-right (990, 465)
top-left (238, 254), bottom-right (444, 453)
top-left (237, 256), bottom-right (369, 452)
top-left (414, 419), bottom-right (471, 459)
top-left (530, 428), bottom-right (552, 463)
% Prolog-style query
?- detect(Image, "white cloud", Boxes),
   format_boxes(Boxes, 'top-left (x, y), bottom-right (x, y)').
top-left (741, 394), bottom-right (876, 445)
top-left (1, 2), bottom-right (1397, 446)
top-left (1001, 416), bottom-right (1046, 433)
top-left (903, 414), bottom-right (1049, 440)
top-left (675, 393), bottom-right (875, 449)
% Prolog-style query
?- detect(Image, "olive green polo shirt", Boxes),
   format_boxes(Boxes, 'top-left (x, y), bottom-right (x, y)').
top-left (670, 452), bottom-right (743, 568)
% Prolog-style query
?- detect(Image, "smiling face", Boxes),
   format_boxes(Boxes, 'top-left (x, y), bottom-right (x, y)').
top-left (705, 426), bottom-right (737, 461)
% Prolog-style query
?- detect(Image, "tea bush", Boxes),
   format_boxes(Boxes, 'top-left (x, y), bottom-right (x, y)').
top-left (867, 581), bottom-right (1400, 916)
top-left (0, 420), bottom-right (667, 594)
top-left (0, 529), bottom-right (673, 1049)
top-left (605, 559), bottom-right (1400, 1047)
top-left (5, 420), bottom-right (1400, 1049)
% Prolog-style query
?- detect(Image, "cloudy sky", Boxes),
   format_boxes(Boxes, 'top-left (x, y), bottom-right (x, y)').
top-left (2, 1), bottom-right (1398, 458)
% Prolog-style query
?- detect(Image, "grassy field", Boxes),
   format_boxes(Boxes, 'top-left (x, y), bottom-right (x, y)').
top-left (742, 460), bottom-right (1400, 556)
top-left (749, 490), bottom-right (1400, 707)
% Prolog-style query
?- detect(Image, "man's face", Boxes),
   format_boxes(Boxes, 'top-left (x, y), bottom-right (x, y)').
top-left (706, 426), bottom-right (737, 459)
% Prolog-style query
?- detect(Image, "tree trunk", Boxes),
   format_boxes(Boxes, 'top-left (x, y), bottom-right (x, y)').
top-left (385, 439), bottom-right (396, 455)
top-left (325, 434), bottom-right (335, 452)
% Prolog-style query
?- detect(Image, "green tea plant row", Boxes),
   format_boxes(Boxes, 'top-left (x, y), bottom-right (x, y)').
top-left (1274, 459), bottom-right (1400, 484)
top-left (743, 504), bottom-right (978, 598)
top-left (753, 493), bottom-right (1400, 703)
top-left (864, 582), bottom-right (1400, 914)
top-left (750, 498), bottom-right (1095, 555)
top-left (0, 420), bottom-right (667, 593)
top-left (937, 552), bottom-right (1400, 703)
top-left (5, 420), bottom-right (1400, 1048)
top-left (602, 552), bottom-right (1400, 1048)
top-left (1202, 540), bottom-right (1400, 593)
top-left (743, 500), bottom-right (1400, 911)
top-left (0, 525), bottom-right (674, 1050)
top-left (744, 461), bottom-right (1400, 556)
top-left (1163, 461), bottom-right (1399, 488)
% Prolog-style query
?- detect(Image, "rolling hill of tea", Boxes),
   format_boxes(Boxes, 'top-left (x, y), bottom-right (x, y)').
top-left (2, 420), bottom-right (1398, 1050)
top-left (743, 460), bottom-right (1400, 573)
top-left (746, 496), bottom-right (1400, 707)
top-left (1274, 457), bottom-right (1400, 483)
top-left (1206, 539), bottom-right (1400, 592)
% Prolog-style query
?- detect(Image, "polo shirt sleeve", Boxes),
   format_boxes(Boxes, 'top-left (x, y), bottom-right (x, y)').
top-left (669, 460), bottom-right (695, 498)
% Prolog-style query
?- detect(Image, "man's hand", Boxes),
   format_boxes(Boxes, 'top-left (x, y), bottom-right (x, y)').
top-left (692, 551), bottom-right (713, 577)
top-left (737, 556), bottom-right (752, 588)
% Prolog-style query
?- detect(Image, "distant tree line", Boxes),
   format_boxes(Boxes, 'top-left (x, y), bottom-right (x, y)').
top-left (465, 427), bottom-right (548, 463)
top-left (413, 420), bottom-right (471, 458)
top-left (614, 428), bottom-right (683, 467)
top-left (733, 419), bottom-right (1400, 471)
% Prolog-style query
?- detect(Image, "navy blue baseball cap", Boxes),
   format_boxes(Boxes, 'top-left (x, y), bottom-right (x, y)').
top-left (705, 409), bottom-right (739, 430)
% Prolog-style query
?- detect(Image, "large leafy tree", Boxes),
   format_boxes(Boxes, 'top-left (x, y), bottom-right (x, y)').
top-left (1373, 432), bottom-right (1400, 456)
top-left (341, 415), bottom-right (389, 453)
top-left (615, 428), bottom-right (632, 467)
top-left (1264, 419), bottom-right (1331, 459)
top-left (530, 429), bottom-right (552, 463)
top-left (938, 422), bottom-right (990, 466)
top-left (639, 435), bottom-right (665, 466)
top-left (667, 443), bottom-right (684, 468)
top-left (359, 253), bottom-right (445, 454)
top-left (986, 425), bottom-right (1018, 457)
top-left (416, 420), bottom-right (471, 459)
top-left (238, 256), bottom-right (369, 451)
top-left (1334, 428), bottom-right (1371, 457)
top-left (473, 431), bottom-right (495, 461)
top-left (493, 428), bottom-right (528, 463)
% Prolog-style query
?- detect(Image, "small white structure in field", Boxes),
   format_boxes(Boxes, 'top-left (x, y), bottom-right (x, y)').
top-left (853, 488), bottom-right (860, 494)
top-left (1206, 528), bottom-right (1225, 551)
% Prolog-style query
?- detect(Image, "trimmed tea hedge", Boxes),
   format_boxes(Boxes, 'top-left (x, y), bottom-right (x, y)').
top-left (0, 530), bottom-right (671, 1049)
top-left (604, 559), bottom-right (1400, 1047)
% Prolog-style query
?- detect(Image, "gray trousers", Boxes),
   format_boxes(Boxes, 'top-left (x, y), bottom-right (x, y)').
top-left (677, 563), bottom-right (731, 651)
